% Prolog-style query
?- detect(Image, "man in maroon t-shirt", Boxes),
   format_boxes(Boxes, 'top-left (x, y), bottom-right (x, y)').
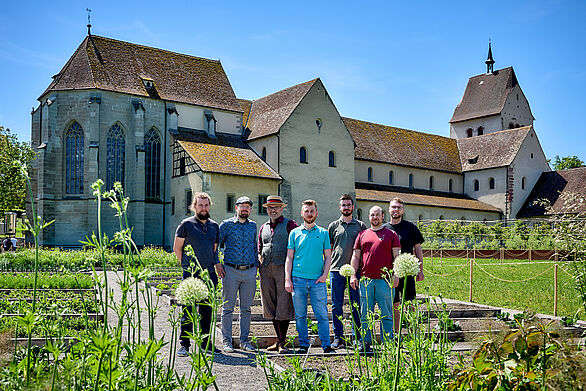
top-left (350, 206), bottom-right (400, 351)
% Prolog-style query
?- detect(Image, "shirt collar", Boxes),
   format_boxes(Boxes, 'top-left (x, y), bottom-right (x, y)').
top-left (338, 216), bottom-right (357, 225)
top-left (269, 215), bottom-right (284, 227)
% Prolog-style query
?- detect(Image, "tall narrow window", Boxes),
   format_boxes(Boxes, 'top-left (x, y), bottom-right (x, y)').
top-left (261, 147), bottom-right (267, 161)
top-left (226, 194), bottom-right (235, 213)
top-left (185, 189), bottom-right (192, 215)
top-left (409, 174), bottom-right (414, 188)
top-left (328, 151), bottom-right (335, 167)
top-left (466, 128), bottom-right (473, 138)
top-left (367, 167), bottom-right (373, 182)
top-left (429, 176), bottom-right (434, 190)
top-left (258, 195), bottom-right (268, 215)
top-left (106, 123), bottom-right (125, 190)
top-left (299, 147), bottom-right (307, 163)
top-left (477, 126), bottom-right (484, 136)
top-left (65, 121), bottom-right (84, 195)
top-left (357, 208), bottom-right (362, 221)
top-left (448, 179), bottom-right (453, 192)
top-left (473, 179), bottom-right (479, 191)
top-left (389, 170), bottom-right (394, 185)
top-left (489, 177), bottom-right (495, 190)
top-left (418, 214), bottom-right (423, 221)
top-left (144, 128), bottom-right (161, 199)
top-left (522, 177), bottom-right (527, 190)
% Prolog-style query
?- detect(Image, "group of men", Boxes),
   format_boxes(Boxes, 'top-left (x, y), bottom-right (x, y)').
top-left (173, 192), bottom-right (424, 357)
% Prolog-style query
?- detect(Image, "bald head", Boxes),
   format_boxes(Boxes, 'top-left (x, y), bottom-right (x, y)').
top-left (368, 206), bottom-right (384, 229)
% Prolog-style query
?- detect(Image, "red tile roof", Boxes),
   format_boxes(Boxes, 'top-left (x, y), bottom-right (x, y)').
top-left (42, 35), bottom-right (242, 112)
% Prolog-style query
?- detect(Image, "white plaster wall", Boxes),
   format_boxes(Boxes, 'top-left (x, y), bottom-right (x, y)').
top-left (248, 135), bottom-right (279, 172)
top-left (176, 103), bottom-right (241, 134)
top-left (501, 85), bottom-right (534, 129)
top-left (463, 166), bottom-right (506, 213)
top-left (450, 115), bottom-right (502, 139)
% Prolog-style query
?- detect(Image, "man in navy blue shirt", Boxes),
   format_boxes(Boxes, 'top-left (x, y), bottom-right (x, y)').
top-left (218, 196), bottom-right (258, 353)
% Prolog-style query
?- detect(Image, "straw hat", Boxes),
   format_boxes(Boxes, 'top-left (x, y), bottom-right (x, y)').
top-left (262, 195), bottom-right (287, 208)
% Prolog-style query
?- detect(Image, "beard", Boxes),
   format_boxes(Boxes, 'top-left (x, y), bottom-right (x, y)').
top-left (341, 210), bottom-right (353, 217)
top-left (196, 211), bottom-right (210, 221)
top-left (303, 215), bottom-right (316, 224)
top-left (238, 210), bottom-right (249, 219)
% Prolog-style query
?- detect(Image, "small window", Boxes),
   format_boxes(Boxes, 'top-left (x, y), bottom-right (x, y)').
top-left (179, 157), bottom-right (186, 176)
top-left (509, 122), bottom-right (515, 129)
top-left (316, 118), bottom-right (322, 131)
top-left (473, 179), bottom-right (479, 191)
top-left (449, 179), bottom-right (453, 192)
top-left (204, 110), bottom-right (216, 135)
top-left (261, 147), bottom-right (267, 161)
top-left (258, 195), bottom-right (268, 215)
top-left (418, 214), bottom-right (423, 221)
top-left (357, 208), bottom-right (362, 221)
top-left (367, 167), bottom-right (373, 182)
top-left (185, 189), bottom-right (192, 215)
top-left (466, 128), bottom-right (473, 138)
top-left (429, 176), bottom-right (434, 190)
top-left (521, 177), bottom-right (527, 190)
top-left (226, 194), bottom-right (235, 213)
top-left (489, 177), bottom-right (495, 190)
top-left (409, 174), bottom-right (414, 188)
top-left (515, 123), bottom-right (520, 128)
top-left (477, 126), bottom-right (484, 136)
top-left (171, 197), bottom-right (175, 216)
top-left (300, 147), bottom-right (307, 164)
top-left (328, 151), bottom-right (335, 167)
top-left (388, 170), bottom-right (394, 185)
top-left (439, 215), bottom-right (444, 220)
top-left (530, 153), bottom-right (534, 159)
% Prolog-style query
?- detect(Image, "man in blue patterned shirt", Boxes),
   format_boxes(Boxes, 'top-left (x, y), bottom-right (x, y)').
top-left (218, 196), bottom-right (258, 353)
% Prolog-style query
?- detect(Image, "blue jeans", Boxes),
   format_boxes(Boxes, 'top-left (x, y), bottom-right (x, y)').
top-left (330, 271), bottom-right (361, 339)
top-left (291, 276), bottom-right (331, 349)
top-left (359, 278), bottom-right (394, 344)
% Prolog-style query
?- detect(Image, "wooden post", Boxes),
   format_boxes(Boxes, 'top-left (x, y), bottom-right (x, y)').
top-left (528, 249), bottom-right (532, 263)
top-left (500, 248), bottom-right (504, 264)
top-left (440, 249), bottom-right (443, 266)
top-left (554, 249), bottom-right (558, 263)
top-left (469, 258), bottom-right (473, 302)
top-left (554, 264), bottom-right (558, 316)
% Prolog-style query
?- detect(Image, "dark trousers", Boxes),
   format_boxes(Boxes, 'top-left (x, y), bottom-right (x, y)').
top-left (330, 270), bottom-right (361, 339)
top-left (180, 268), bottom-right (218, 348)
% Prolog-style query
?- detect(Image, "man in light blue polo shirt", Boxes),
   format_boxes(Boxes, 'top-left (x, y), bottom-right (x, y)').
top-left (285, 199), bottom-right (335, 354)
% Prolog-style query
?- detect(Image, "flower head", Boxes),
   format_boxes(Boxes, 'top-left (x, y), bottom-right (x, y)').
top-left (393, 253), bottom-right (420, 279)
top-left (339, 264), bottom-right (355, 278)
top-left (175, 277), bottom-right (209, 306)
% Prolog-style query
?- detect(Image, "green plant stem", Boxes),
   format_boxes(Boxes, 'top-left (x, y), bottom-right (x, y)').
top-left (393, 282), bottom-right (407, 391)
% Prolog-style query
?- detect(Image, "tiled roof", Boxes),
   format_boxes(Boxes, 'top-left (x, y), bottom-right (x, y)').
top-left (457, 126), bottom-right (531, 172)
top-left (450, 67), bottom-right (532, 123)
top-left (174, 129), bottom-right (280, 180)
top-left (42, 35), bottom-right (242, 112)
top-left (238, 99), bottom-right (253, 129)
top-left (342, 117), bottom-right (462, 174)
top-left (246, 79), bottom-right (318, 140)
top-left (517, 167), bottom-right (586, 217)
top-left (356, 188), bottom-right (502, 213)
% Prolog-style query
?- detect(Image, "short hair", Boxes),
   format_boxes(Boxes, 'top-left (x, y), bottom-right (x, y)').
top-left (389, 197), bottom-right (405, 207)
top-left (339, 194), bottom-right (354, 205)
top-left (301, 199), bottom-right (317, 210)
top-left (190, 192), bottom-right (213, 212)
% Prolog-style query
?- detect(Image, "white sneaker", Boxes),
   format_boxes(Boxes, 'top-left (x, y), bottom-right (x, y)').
top-left (222, 342), bottom-right (234, 353)
top-left (240, 341), bottom-right (256, 352)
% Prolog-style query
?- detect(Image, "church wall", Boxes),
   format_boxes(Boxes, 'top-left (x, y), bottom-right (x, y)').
top-left (176, 103), bottom-right (242, 135)
top-left (450, 115), bottom-right (502, 138)
top-left (354, 160), bottom-right (463, 193)
top-left (248, 135), bottom-right (279, 172)
top-left (278, 81), bottom-right (356, 227)
top-left (463, 166), bottom-right (507, 214)
top-left (501, 85), bottom-right (533, 130)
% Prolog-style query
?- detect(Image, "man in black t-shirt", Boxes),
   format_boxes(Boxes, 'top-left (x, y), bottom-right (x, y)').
top-left (383, 197), bottom-right (424, 334)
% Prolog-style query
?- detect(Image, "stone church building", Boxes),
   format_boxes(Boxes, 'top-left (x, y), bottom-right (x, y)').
top-left (29, 35), bottom-right (553, 247)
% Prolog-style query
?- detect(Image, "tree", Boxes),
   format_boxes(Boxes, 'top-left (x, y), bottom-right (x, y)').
top-left (0, 126), bottom-right (36, 213)
top-left (552, 155), bottom-right (585, 170)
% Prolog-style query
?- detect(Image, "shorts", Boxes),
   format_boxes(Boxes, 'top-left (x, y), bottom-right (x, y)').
top-left (393, 275), bottom-right (416, 303)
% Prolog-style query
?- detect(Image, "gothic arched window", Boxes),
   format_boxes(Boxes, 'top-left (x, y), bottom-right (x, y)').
top-left (65, 121), bottom-right (84, 195)
top-left (389, 170), bottom-right (394, 185)
top-left (409, 173), bottom-right (414, 188)
top-left (329, 151), bottom-right (335, 167)
top-left (473, 179), bottom-right (479, 191)
top-left (107, 123), bottom-right (125, 190)
top-left (489, 177), bottom-right (495, 190)
top-left (367, 167), bottom-right (373, 182)
top-left (145, 128), bottom-right (161, 199)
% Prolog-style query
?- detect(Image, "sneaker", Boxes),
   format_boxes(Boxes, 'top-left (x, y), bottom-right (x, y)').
top-left (200, 344), bottom-right (221, 355)
top-left (331, 337), bottom-right (344, 349)
top-left (177, 345), bottom-right (189, 357)
top-left (296, 346), bottom-right (309, 354)
top-left (222, 342), bottom-right (234, 353)
top-left (323, 346), bottom-right (336, 354)
top-left (267, 341), bottom-right (279, 351)
top-left (241, 341), bottom-right (256, 352)
top-left (277, 344), bottom-right (290, 354)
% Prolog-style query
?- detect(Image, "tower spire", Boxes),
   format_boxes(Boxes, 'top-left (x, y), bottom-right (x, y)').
top-left (486, 39), bottom-right (495, 74)
top-left (86, 8), bottom-right (92, 35)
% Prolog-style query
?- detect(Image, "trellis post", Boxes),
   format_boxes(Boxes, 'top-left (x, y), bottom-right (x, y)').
top-left (554, 264), bottom-right (558, 316)
top-left (469, 258), bottom-right (473, 302)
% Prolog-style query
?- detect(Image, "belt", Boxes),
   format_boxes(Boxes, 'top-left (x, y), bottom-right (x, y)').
top-left (224, 262), bottom-right (256, 270)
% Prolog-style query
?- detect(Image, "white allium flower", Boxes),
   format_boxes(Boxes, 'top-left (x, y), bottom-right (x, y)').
top-left (393, 253), bottom-right (420, 279)
top-left (339, 264), bottom-right (355, 278)
top-left (175, 277), bottom-right (209, 306)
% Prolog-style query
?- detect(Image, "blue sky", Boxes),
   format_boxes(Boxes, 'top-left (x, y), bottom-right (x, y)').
top-left (1, 1), bottom-right (585, 162)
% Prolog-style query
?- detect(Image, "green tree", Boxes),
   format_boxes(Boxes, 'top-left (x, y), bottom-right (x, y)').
top-left (0, 127), bottom-right (36, 213)
top-left (552, 155), bottom-right (584, 170)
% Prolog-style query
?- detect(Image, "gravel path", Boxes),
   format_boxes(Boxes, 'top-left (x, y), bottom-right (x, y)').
top-left (106, 271), bottom-right (269, 391)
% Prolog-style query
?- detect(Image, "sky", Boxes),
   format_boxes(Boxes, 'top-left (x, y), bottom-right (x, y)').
top-left (1, 0), bottom-right (585, 162)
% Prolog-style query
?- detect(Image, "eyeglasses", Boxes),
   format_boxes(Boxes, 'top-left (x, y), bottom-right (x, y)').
top-left (267, 206), bottom-right (281, 210)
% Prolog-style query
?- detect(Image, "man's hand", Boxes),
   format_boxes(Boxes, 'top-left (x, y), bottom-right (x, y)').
top-left (392, 275), bottom-right (400, 288)
top-left (416, 270), bottom-right (424, 282)
top-left (350, 275), bottom-right (359, 290)
top-left (316, 274), bottom-right (327, 284)
top-left (215, 263), bottom-right (226, 279)
top-left (285, 278), bottom-right (294, 293)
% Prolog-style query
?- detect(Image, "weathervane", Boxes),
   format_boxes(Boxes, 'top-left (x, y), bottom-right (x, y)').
top-left (87, 8), bottom-right (92, 35)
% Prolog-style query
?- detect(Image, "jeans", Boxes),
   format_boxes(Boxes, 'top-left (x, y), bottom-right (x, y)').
top-left (359, 278), bottom-right (394, 344)
top-left (221, 265), bottom-right (257, 344)
top-left (330, 271), bottom-right (361, 339)
top-left (180, 268), bottom-right (218, 348)
top-left (291, 276), bottom-right (331, 349)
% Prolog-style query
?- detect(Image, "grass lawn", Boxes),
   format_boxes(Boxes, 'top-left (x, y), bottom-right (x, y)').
top-left (422, 257), bottom-right (585, 320)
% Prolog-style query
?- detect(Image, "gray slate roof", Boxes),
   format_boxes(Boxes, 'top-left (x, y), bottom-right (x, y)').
top-left (41, 35), bottom-right (242, 112)
top-left (457, 126), bottom-right (531, 172)
top-left (450, 67), bottom-right (532, 123)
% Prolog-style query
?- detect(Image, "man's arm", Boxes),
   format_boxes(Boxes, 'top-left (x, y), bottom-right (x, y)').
top-left (349, 248), bottom-right (361, 289)
top-left (414, 243), bottom-right (424, 282)
top-left (173, 236), bottom-right (185, 263)
top-left (285, 249), bottom-right (295, 293)
top-left (317, 248), bottom-right (332, 284)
